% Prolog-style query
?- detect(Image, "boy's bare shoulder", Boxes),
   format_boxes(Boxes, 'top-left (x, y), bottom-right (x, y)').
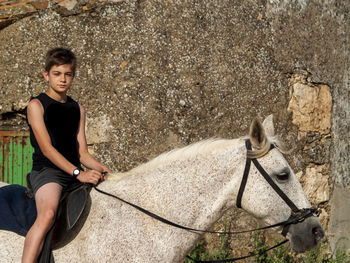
top-left (27, 98), bottom-right (43, 112)
top-left (28, 98), bottom-right (40, 104)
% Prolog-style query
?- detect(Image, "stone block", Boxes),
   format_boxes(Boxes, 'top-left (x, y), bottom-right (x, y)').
top-left (288, 74), bottom-right (332, 135)
top-left (297, 164), bottom-right (330, 205)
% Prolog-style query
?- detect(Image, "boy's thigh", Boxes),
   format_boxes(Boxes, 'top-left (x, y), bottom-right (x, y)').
top-left (35, 183), bottom-right (62, 214)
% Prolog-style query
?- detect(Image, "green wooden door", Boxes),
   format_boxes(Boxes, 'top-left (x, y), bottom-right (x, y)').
top-left (0, 131), bottom-right (34, 186)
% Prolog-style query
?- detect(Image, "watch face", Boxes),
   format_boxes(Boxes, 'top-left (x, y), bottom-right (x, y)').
top-left (73, 169), bottom-right (80, 176)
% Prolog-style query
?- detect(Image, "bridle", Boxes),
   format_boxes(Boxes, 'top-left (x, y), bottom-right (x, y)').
top-left (236, 140), bottom-right (320, 237)
top-left (94, 139), bottom-right (320, 262)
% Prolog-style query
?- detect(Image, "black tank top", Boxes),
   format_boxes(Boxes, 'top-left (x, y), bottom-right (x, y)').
top-left (28, 93), bottom-right (81, 172)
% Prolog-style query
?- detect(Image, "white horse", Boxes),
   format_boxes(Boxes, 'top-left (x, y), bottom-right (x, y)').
top-left (0, 115), bottom-right (324, 262)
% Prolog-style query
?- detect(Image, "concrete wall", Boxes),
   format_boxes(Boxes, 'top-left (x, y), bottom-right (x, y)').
top-left (0, 0), bottom-right (349, 254)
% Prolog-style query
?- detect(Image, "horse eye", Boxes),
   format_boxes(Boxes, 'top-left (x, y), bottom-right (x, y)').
top-left (276, 171), bottom-right (290, 181)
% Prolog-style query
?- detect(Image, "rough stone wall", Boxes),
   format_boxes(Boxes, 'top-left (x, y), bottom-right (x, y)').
top-left (0, 0), bottom-right (349, 256)
top-left (288, 72), bottom-right (332, 228)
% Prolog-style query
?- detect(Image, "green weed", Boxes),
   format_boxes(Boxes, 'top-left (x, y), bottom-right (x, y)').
top-left (253, 231), bottom-right (350, 263)
top-left (185, 230), bottom-right (350, 263)
top-left (184, 225), bottom-right (232, 262)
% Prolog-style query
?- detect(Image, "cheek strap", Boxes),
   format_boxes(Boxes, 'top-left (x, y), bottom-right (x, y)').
top-left (236, 140), bottom-right (299, 213)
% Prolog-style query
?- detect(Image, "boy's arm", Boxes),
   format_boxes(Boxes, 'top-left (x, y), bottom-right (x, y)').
top-left (27, 99), bottom-right (103, 184)
top-left (76, 104), bottom-right (113, 174)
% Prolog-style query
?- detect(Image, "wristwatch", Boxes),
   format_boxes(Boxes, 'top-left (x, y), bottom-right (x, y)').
top-left (73, 168), bottom-right (80, 178)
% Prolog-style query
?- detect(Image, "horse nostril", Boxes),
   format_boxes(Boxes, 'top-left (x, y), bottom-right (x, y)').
top-left (312, 227), bottom-right (324, 241)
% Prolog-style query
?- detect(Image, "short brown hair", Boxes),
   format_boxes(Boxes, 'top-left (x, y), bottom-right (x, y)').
top-left (45, 48), bottom-right (77, 74)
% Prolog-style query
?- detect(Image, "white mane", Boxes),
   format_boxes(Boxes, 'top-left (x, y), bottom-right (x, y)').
top-left (125, 138), bottom-right (243, 175)
top-left (108, 135), bottom-right (285, 181)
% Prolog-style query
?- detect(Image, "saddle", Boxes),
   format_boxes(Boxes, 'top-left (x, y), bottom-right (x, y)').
top-left (51, 182), bottom-right (92, 248)
top-left (0, 184), bottom-right (36, 236)
top-left (0, 176), bottom-right (91, 263)
top-left (31, 181), bottom-right (92, 263)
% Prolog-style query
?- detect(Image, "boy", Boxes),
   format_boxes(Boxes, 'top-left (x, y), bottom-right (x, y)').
top-left (23, 48), bottom-right (112, 263)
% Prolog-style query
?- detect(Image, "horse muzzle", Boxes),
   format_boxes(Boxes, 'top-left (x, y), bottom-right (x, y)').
top-left (286, 213), bottom-right (325, 253)
top-left (281, 207), bottom-right (320, 236)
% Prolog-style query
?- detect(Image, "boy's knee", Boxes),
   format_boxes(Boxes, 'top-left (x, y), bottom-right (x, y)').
top-left (38, 209), bottom-right (56, 226)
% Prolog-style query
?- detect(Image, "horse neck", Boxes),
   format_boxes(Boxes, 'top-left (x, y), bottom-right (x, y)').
top-left (103, 139), bottom-right (247, 230)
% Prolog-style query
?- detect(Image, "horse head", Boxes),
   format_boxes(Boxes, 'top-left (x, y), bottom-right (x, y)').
top-left (239, 115), bottom-right (324, 252)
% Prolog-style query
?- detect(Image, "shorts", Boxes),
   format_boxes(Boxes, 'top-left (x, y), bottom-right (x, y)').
top-left (28, 167), bottom-right (80, 194)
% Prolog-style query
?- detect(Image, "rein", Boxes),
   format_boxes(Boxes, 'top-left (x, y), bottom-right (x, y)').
top-left (94, 139), bottom-right (320, 262)
top-left (93, 185), bottom-right (316, 236)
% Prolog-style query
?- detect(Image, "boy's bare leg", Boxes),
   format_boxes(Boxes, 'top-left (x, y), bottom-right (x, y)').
top-left (22, 183), bottom-right (62, 263)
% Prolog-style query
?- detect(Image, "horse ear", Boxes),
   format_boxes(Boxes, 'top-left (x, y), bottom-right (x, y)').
top-left (262, 114), bottom-right (275, 137)
top-left (249, 117), bottom-right (266, 148)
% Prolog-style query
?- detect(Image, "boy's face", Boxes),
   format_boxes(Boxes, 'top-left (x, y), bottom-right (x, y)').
top-left (43, 64), bottom-right (74, 94)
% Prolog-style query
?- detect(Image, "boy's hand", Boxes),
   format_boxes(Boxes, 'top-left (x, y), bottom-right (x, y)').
top-left (77, 170), bottom-right (103, 185)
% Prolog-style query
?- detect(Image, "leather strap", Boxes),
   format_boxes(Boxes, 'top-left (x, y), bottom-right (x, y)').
top-left (236, 140), bottom-right (252, 208)
top-left (251, 158), bottom-right (299, 213)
